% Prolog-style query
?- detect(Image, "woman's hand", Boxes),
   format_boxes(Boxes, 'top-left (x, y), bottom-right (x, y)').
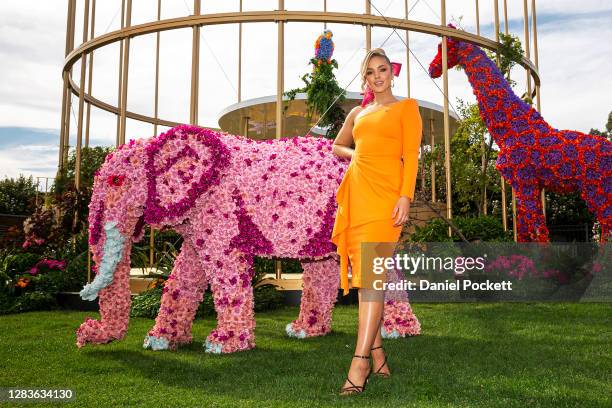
top-left (391, 196), bottom-right (411, 227)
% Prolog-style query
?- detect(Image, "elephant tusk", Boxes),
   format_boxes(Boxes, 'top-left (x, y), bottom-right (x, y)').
top-left (80, 221), bottom-right (126, 301)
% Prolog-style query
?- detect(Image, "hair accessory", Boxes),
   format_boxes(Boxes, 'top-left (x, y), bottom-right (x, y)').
top-left (360, 62), bottom-right (402, 107)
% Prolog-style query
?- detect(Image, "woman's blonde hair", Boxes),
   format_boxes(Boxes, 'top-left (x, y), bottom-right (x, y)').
top-left (360, 47), bottom-right (392, 91)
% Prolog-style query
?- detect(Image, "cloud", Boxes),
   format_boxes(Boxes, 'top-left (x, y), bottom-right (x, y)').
top-left (0, 0), bottom-right (611, 181)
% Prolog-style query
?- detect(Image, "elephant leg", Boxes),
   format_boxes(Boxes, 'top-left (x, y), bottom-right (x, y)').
top-left (204, 251), bottom-right (256, 354)
top-left (381, 300), bottom-right (421, 338)
top-left (76, 242), bottom-right (133, 348)
top-left (144, 241), bottom-right (209, 350)
top-left (286, 257), bottom-right (338, 338)
top-left (380, 265), bottom-right (421, 338)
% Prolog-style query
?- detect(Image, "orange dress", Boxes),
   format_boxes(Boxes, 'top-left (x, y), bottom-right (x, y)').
top-left (331, 98), bottom-right (423, 296)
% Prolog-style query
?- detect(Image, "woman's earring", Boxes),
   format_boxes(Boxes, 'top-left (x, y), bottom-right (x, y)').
top-left (391, 79), bottom-right (395, 88)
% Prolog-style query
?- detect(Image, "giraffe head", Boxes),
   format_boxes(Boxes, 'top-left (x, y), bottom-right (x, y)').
top-left (428, 24), bottom-right (463, 78)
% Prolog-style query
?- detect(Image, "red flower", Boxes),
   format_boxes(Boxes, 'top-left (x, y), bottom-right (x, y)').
top-left (107, 175), bottom-right (125, 186)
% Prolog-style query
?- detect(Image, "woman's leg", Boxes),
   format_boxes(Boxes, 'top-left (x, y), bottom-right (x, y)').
top-left (370, 314), bottom-right (391, 376)
top-left (340, 288), bottom-right (384, 393)
top-left (340, 220), bottom-right (398, 393)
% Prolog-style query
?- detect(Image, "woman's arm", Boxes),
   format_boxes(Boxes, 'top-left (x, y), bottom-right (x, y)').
top-left (399, 99), bottom-right (423, 199)
top-left (332, 106), bottom-right (361, 159)
top-left (392, 99), bottom-right (423, 226)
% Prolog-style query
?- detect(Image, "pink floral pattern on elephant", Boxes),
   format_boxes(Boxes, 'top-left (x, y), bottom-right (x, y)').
top-left (76, 125), bottom-right (420, 354)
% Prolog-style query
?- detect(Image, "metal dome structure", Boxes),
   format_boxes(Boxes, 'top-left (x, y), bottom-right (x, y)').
top-left (59, 0), bottom-right (543, 254)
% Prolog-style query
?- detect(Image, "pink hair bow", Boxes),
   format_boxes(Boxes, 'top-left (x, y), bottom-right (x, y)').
top-left (360, 62), bottom-right (402, 107)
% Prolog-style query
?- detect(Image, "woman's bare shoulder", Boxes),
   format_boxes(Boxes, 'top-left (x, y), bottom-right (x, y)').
top-left (349, 104), bottom-right (365, 116)
top-left (346, 105), bottom-right (365, 122)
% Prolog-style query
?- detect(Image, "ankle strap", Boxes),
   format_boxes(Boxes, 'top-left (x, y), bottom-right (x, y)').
top-left (371, 346), bottom-right (383, 351)
top-left (353, 354), bottom-right (370, 359)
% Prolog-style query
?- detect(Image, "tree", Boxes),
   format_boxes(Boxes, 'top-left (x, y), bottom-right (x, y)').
top-left (588, 110), bottom-right (612, 142)
top-left (284, 56), bottom-right (347, 140)
top-left (0, 175), bottom-right (37, 215)
top-left (53, 146), bottom-right (114, 195)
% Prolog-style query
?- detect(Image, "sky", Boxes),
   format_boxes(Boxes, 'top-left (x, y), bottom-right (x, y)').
top-left (0, 0), bottom-right (611, 184)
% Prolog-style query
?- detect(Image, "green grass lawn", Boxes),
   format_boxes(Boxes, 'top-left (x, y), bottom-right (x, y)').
top-left (0, 303), bottom-right (610, 407)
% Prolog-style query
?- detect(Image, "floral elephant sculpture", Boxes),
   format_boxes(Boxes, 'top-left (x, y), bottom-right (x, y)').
top-left (76, 125), bottom-right (420, 353)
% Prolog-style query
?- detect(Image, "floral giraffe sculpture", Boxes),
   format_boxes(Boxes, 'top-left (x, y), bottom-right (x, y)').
top-left (75, 125), bottom-right (420, 354)
top-left (428, 26), bottom-right (612, 242)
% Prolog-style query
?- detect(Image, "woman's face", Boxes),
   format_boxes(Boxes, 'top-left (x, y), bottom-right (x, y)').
top-left (365, 56), bottom-right (392, 93)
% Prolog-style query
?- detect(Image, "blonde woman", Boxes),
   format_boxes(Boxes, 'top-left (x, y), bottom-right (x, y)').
top-left (331, 48), bottom-right (423, 395)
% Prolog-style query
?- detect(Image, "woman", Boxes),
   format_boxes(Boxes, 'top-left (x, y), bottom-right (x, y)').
top-left (331, 48), bottom-right (423, 395)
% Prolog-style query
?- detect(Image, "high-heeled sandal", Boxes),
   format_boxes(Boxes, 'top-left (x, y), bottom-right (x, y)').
top-left (339, 354), bottom-right (372, 396)
top-left (371, 346), bottom-right (391, 378)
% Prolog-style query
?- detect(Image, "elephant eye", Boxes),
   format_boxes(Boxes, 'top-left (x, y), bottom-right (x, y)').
top-left (107, 175), bottom-right (125, 187)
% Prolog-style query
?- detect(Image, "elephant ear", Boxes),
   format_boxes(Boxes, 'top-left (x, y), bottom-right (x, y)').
top-left (144, 125), bottom-right (231, 224)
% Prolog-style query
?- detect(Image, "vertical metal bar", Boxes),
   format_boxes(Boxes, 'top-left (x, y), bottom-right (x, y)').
top-left (512, 187), bottom-right (517, 241)
top-left (238, 0), bottom-right (242, 102)
top-left (532, 0), bottom-right (540, 111)
top-left (276, 0), bottom-right (284, 142)
top-left (500, 1), bottom-right (509, 231)
top-left (323, 0), bottom-right (327, 30)
top-left (65, 0), bottom-right (77, 168)
top-left (264, 102), bottom-right (268, 139)
top-left (503, 0), bottom-right (508, 34)
top-left (149, 0), bottom-right (162, 268)
top-left (441, 0), bottom-right (452, 237)
top-left (405, 0), bottom-right (410, 97)
top-left (85, 0), bottom-right (96, 148)
top-left (475, 0), bottom-right (479, 36)
top-left (365, 0), bottom-right (371, 50)
top-left (154, 0), bottom-right (161, 136)
top-left (87, 246), bottom-right (92, 283)
top-left (118, 0), bottom-right (132, 146)
top-left (532, 0), bottom-right (545, 218)
top-left (523, 0), bottom-right (532, 99)
top-left (190, 0), bottom-right (201, 125)
top-left (35, 177), bottom-right (39, 207)
top-left (58, 0), bottom-right (75, 173)
top-left (494, 0), bottom-right (513, 235)
top-left (501, 179), bottom-right (507, 231)
top-left (116, 0), bottom-right (126, 147)
top-left (429, 117), bottom-right (436, 202)
top-left (275, 0), bottom-right (285, 280)
top-left (75, 0), bottom-right (90, 190)
top-left (493, 0), bottom-right (499, 43)
top-left (243, 116), bottom-right (249, 137)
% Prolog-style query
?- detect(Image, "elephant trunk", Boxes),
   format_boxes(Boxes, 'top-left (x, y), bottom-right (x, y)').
top-left (80, 221), bottom-right (127, 301)
top-left (76, 219), bottom-right (135, 347)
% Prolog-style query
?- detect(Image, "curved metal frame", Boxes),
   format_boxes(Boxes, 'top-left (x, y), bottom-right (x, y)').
top-left (62, 10), bottom-right (540, 128)
top-left (60, 1), bottom-right (543, 253)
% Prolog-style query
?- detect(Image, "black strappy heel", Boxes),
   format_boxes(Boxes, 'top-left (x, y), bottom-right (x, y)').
top-left (371, 345), bottom-right (391, 378)
top-left (339, 354), bottom-right (372, 396)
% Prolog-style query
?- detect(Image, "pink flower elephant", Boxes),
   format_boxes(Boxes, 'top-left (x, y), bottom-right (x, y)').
top-left (76, 125), bottom-right (420, 354)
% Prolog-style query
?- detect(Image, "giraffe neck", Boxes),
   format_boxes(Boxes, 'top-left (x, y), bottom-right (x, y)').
top-left (457, 42), bottom-right (544, 148)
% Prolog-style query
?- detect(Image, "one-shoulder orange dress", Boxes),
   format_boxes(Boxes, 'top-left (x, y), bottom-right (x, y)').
top-left (331, 98), bottom-right (423, 296)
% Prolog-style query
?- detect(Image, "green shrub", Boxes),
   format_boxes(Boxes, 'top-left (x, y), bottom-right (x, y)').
top-left (10, 291), bottom-right (58, 313)
top-left (409, 215), bottom-right (513, 242)
top-left (130, 286), bottom-right (164, 319)
top-left (130, 283), bottom-right (284, 319)
top-left (0, 175), bottom-right (37, 215)
top-left (1, 252), bottom-right (42, 279)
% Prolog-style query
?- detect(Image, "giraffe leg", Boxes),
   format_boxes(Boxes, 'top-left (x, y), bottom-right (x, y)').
top-left (144, 241), bottom-right (209, 351)
top-left (286, 257), bottom-right (338, 338)
top-left (204, 251), bottom-right (256, 354)
top-left (514, 186), bottom-right (550, 242)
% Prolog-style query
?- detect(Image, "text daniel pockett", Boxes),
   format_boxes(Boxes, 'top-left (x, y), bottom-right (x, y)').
top-left (373, 279), bottom-right (513, 291)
